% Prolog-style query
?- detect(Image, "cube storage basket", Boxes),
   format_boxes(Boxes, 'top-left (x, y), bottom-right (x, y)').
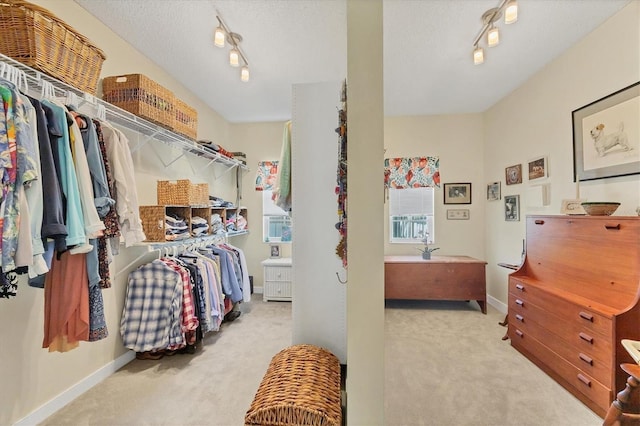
top-left (157, 179), bottom-right (209, 206)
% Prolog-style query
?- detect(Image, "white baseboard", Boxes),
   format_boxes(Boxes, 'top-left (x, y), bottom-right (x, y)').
top-left (487, 294), bottom-right (507, 314)
top-left (14, 351), bottom-right (135, 426)
top-left (254, 286), bottom-right (263, 294)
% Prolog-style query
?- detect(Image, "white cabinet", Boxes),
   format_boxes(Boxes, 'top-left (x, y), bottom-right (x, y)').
top-left (262, 258), bottom-right (292, 302)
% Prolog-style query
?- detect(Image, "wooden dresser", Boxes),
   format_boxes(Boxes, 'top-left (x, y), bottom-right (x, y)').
top-left (385, 255), bottom-right (487, 314)
top-left (508, 215), bottom-right (640, 417)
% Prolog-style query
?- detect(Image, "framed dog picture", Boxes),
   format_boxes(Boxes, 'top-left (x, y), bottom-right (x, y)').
top-left (572, 81), bottom-right (640, 181)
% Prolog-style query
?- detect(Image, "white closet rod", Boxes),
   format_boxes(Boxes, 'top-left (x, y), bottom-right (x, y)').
top-left (114, 233), bottom-right (229, 278)
top-left (0, 53), bottom-right (249, 173)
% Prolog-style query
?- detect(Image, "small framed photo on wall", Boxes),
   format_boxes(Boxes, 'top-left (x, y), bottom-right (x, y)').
top-left (446, 209), bottom-right (470, 220)
top-left (270, 244), bottom-right (281, 258)
top-left (504, 195), bottom-right (520, 221)
top-left (505, 164), bottom-right (522, 185)
top-left (487, 182), bottom-right (501, 201)
top-left (443, 183), bottom-right (472, 204)
top-left (528, 156), bottom-right (548, 181)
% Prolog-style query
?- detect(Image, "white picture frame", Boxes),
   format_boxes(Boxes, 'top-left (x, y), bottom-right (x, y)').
top-left (446, 209), bottom-right (470, 220)
top-left (528, 156), bottom-right (548, 181)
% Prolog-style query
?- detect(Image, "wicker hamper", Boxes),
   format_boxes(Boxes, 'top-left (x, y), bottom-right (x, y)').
top-left (174, 97), bottom-right (198, 140)
top-left (245, 344), bottom-right (342, 426)
top-left (102, 73), bottom-right (175, 129)
top-left (157, 179), bottom-right (208, 206)
top-left (0, 0), bottom-right (106, 94)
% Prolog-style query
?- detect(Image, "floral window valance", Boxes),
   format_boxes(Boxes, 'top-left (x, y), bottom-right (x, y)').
top-left (255, 161), bottom-right (278, 191)
top-left (384, 157), bottom-right (440, 189)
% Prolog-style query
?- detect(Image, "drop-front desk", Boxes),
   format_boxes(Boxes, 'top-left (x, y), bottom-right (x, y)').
top-left (384, 255), bottom-right (487, 314)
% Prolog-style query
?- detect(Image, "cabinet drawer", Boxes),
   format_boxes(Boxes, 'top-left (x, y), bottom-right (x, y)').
top-left (510, 314), bottom-right (611, 385)
top-left (264, 266), bottom-right (292, 282)
top-left (508, 293), bottom-right (612, 356)
top-left (264, 280), bottom-right (292, 301)
top-left (510, 327), bottom-right (611, 412)
top-left (509, 279), bottom-right (612, 338)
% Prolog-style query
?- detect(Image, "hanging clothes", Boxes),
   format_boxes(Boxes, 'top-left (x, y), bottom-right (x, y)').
top-left (93, 119), bottom-right (121, 288)
top-left (273, 120), bottom-right (292, 211)
top-left (98, 121), bottom-right (146, 247)
top-left (43, 251), bottom-right (90, 352)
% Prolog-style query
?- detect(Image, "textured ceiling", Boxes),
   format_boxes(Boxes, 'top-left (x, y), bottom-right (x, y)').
top-left (75, 0), bottom-right (631, 123)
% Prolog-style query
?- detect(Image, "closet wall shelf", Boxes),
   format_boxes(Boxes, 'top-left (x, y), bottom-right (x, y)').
top-left (0, 52), bottom-right (248, 173)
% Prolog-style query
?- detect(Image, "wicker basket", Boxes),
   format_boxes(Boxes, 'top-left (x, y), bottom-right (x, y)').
top-left (0, 0), bottom-right (106, 94)
top-left (245, 344), bottom-right (342, 426)
top-left (139, 205), bottom-right (192, 242)
top-left (139, 205), bottom-right (166, 242)
top-left (174, 97), bottom-right (198, 140)
top-left (157, 179), bottom-right (208, 206)
top-left (102, 74), bottom-right (175, 129)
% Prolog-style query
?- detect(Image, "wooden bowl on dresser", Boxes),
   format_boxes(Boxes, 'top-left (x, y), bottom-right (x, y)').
top-left (581, 202), bottom-right (620, 216)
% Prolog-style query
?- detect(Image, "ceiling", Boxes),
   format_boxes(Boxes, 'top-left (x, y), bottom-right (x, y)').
top-left (75, 0), bottom-right (631, 123)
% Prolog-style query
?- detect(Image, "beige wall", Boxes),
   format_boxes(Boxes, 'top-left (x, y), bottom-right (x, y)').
top-left (384, 114), bottom-right (486, 260)
top-left (1, 1), bottom-right (241, 424)
top-left (2, 0), bottom-right (639, 424)
top-left (483, 1), bottom-right (640, 308)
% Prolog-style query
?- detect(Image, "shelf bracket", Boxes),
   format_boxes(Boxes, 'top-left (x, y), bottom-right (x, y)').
top-left (131, 131), bottom-right (161, 153)
top-left (214, 164), bottom-right (239, 180)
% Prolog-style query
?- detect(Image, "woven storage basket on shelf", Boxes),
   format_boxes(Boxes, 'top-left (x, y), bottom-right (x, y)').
top-left (102, 74), bottom-right (175, 129)
top-left (0, 0), bottom-right (106, 94)
top-left (174, 97), bottom-right (198, 140)
top-left (245, 344), bottom-right (342, 426)
top-left (156, 179), bottom-right (208, 206)
top-left (139, 205), bottom-right (166, 242)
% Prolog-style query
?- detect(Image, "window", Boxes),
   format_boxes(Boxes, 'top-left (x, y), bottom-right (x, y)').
top-left (389, 187), bottom-right (435, 243)
top-left (262, 190), bottom-right (292, 243)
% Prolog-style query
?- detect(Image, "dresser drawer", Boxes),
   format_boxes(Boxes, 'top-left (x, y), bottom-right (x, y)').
top-left (510, 314), bottom-right (611, 385)
top-left (264, 280), bottom-right (292, 301)
top-left (509, 279), bottom-right (612, 338)
top-left (509, 293), bottom-right (612, 356)
top-left (264, 266), bottom-right (292, 282)
top-left (510, 327), bottom-right (611, 412)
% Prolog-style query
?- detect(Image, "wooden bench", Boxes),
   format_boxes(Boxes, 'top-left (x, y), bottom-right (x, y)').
top-left (245, 344), bottom-right (342, 426)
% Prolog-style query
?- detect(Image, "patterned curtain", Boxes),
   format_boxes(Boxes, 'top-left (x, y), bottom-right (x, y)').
top-left (384, 157), bottom-right (440, 189)
top-left (255, 161), bottom-right (279, 191)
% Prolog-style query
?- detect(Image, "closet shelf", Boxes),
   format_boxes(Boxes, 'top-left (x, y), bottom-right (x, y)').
top-left (0, 52), bottom-right (248, 172)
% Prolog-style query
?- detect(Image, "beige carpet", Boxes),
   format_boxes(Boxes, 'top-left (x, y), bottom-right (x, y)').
top-left (39, 298), bottom-right (602, 426)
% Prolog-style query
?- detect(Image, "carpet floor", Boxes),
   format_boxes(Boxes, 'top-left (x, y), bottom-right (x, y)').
top-left (39, 298), bottom-right (602, 426)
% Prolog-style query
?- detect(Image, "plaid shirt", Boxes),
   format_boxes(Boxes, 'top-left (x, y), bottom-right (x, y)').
top-left (163, 259), bottom-right (199, 346)
top-left (120, 260), bottom-right (184, 352)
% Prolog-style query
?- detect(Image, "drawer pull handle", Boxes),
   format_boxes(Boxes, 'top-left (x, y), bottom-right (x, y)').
top-left (579, 312), bottom-right (594, 322)
top-left (579, 353), bottom-right (593, 365)
top-left (604, 224), bottom-right (621, 230)
top-left (515, 299), bottom-right (524, 306)
top-left (515, 314), bottom-right (524, 322)
top-left (534, 220), bottom-right (544, 225)
top-left (577, 374), bottom-right (591, 387)
top-left (579, 332), bottom-right (594, 344)
top-left (515, 330), bottom-right (523, 337)
top-left (515, 284), bottom-right (524, 291)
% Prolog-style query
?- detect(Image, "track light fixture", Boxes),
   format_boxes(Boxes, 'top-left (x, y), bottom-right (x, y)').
top-left (213, 14), bottom-right (250, 82)
top-left (472, 0), bottom-right (518, 64)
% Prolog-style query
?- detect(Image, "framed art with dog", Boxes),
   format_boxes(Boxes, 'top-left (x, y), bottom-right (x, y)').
top-left (572, 81), bottom-right (640, 181)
